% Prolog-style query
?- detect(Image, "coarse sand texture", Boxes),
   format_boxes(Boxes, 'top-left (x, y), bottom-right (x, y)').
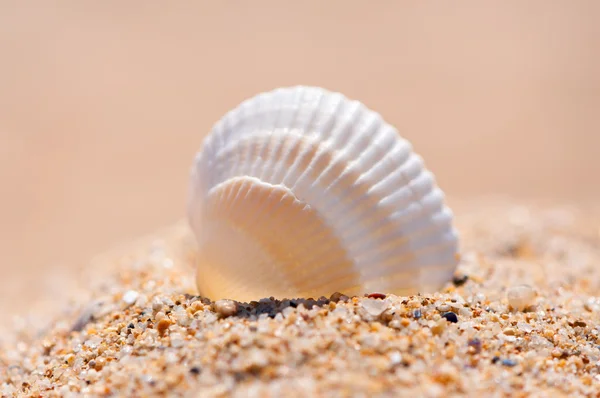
top-left (2, 200), bottom-right (600, 397)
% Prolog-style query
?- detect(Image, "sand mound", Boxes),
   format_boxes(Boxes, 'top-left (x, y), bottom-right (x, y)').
top-left (2, 200), bottom-right (600, 397)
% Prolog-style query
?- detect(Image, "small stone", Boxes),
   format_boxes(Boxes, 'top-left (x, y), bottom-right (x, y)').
top-left (329, 292), bottom-right (350, 302)
top-left (359, 298), bottom-right (388, 320)
top-left (503, 327), bottom-right (516, 336)
top-left (389, 351), bottom-right (402, 366)
top-left (442, 312), bottom-right (458, 323)
top-left (503, 335), bottom-right (517, 343)
top-left (214, 299), bottom-right (238, 317)
top-left (501, 358), bottom-right (517, 367)
top-left (156, 318), bottom-right (172, 336)
top-left (431, 319), bottom-right (447, 335)
top-left (458, 307), bottom-right (472, 317)
top-left (170, 332), bottom-right (184, 348)
top-left (93, 358), bottom-right (105, 371)
top-left (122, 290), bottom-right (139, 306)
top-left (507, 285), bottom-right (536, 311)
top-left (543, 328), bottom-right (554, 339)
top-left (152, 298), bottom-right (163, 313)
top-left (452, 273), bottom-right (469, 286)
top-left (437, 304), bottom-right (451, 312)
top-left (573, 320), bottom-right (587, 328)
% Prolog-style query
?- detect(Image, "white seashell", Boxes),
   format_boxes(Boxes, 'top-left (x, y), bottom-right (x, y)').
top-left (188, 86), bottom-right (459, 301)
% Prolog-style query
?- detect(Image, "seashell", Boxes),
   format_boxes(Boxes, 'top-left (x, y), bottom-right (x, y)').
top-left (188, 86), bottom-right (459, 302)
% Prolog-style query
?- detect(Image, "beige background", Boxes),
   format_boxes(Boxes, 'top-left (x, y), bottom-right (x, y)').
top-left (1, 2), bottom-right (599, 313)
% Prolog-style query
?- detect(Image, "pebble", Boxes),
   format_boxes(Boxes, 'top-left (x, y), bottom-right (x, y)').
top-left (170, 332), bottom-right (184, 348)
top-left (452, 273), bottom-right (469, 286)
top-left (213, 299), bottom-right (238, 317)
top-left (122, 290), bottom-right (140, 306)
top-left (359, 298), bottom-right (388, 319)
top-left (437, 304), bottom-right (451, 312)
top-left (156, 318), bottom-right (172, 336)
top-left (501, 358), bottom-right (517, 367)
top-left (442, 312), bottom-right (458, 323)
top-left (389, 352), bottom-right (403, 366)
top-left (507, 285), bottom-right (536, 311)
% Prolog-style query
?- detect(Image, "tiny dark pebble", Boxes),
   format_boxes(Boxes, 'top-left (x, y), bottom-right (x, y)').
top-left (329, 292), bottom-right (349, 302)
top-left (413, 309), bottom-right (422, 319)
top-left (452, 274), bottom-right (469, 286)
top-left (501, 359), bottom-right (517, 367)
top-left (367, 293), bottom-right (386, 299)
top-left (330, 292), bottom-right (343, 302)
top-left (128, 323), bottom-right (135, 329)
top-left (189, 367), bottom-right (201, 375)
top-left (201, 297), bottom-right (212, 305)
top-left (442, 312), bottom-right (458, 323)
top-left (317, 297), bottom-right (330, 306)
top-left (304, 300), bottom-right (316, 310)
top-left (491, 356), bottom-right (500, 364)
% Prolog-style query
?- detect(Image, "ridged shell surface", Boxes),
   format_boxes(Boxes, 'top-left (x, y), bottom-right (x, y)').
top-left (188, 86), bottom-right (459, 301)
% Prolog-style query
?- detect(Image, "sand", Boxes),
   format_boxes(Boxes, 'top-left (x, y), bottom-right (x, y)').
top-left (2, 199), bottom-right (600, 397)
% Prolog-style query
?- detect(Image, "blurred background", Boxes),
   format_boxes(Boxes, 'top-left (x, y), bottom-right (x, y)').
top-left (1, 2), bottom-right (598, 315)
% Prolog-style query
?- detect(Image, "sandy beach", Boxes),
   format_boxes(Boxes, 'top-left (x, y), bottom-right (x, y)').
top-left (2, 200), bottom-right (600, 396)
